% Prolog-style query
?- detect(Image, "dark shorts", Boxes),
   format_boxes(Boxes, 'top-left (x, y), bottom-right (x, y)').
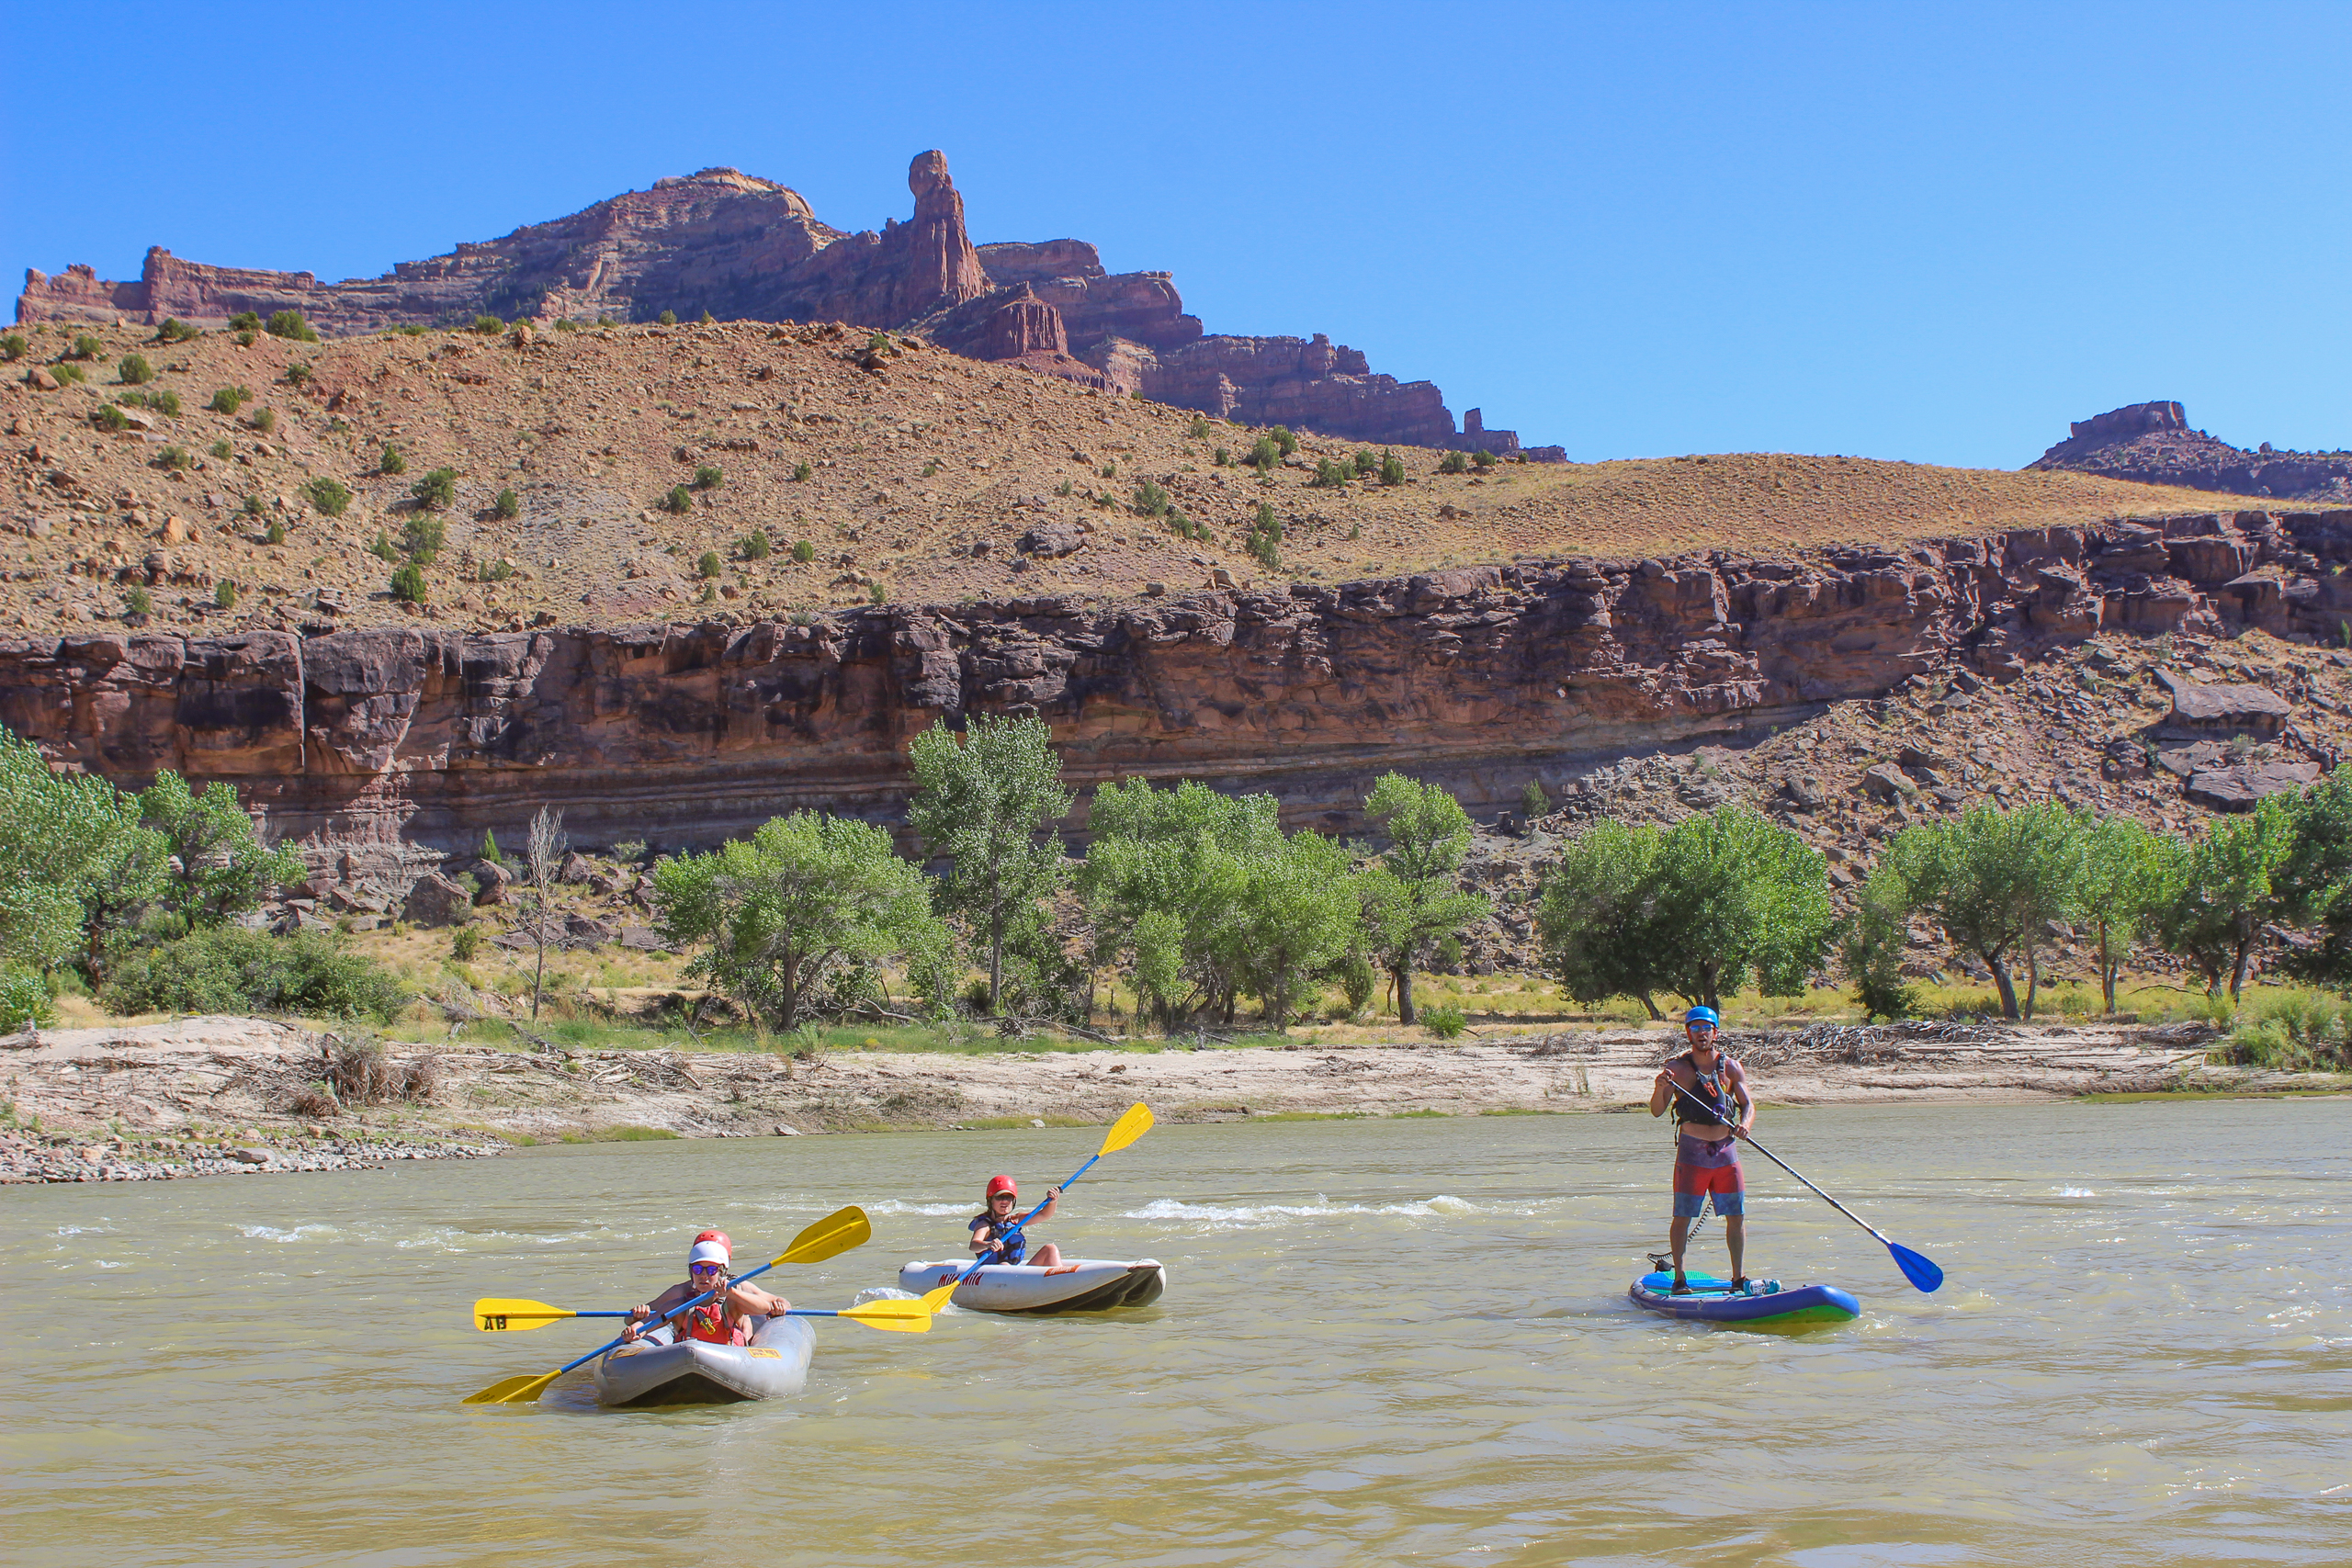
top-left (1672, 1134), bottom-right (1744, 1218)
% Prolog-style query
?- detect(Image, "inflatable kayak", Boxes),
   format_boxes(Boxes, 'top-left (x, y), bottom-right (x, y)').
top-left (591, 1313), bottom-right (816, 1407)
top-left (898, 1258), bottom-right (1166, 1314)
top-left (1629, 1270), bottom-right (1860, 1328)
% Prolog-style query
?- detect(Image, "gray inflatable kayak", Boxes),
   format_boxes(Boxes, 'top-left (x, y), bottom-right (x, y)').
top-left (897, 1258), bottom-right (1166, 1314)
top-left (590, 1313), bottom-right (815, 1407)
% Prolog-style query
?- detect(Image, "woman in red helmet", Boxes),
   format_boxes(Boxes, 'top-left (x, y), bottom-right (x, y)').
top-left (969, 1174), bottom-right (1064, 1267)
top-left (618, 1230), bottom-right (792, 1346)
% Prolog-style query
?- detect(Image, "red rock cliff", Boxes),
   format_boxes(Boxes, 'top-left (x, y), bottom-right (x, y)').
top-left (3, 510), bottom-right (2344, 873)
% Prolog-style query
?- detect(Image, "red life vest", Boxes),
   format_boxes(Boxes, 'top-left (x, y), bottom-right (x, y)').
top-left (680, 1298), bottom-right (748, 1346)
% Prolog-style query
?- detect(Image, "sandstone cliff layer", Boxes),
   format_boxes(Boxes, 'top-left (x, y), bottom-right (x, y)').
top-left (4, 508), bottom-right (2344, 873)
top-left (17, 152), bottom-right (1529, 453)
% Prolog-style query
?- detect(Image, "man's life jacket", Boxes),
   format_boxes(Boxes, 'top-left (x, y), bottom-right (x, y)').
top-left (1670, 1051), bottom-right (1737, 1127)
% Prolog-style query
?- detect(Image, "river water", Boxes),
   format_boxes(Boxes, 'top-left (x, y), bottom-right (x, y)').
top-left (3, 1100), bottom-right (2346, 1566)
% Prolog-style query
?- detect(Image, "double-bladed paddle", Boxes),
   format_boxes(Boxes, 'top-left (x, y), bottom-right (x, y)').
top-left (470, 1295), bottom-right (933, 1335)
top-left (462, 1203), bottom-right (876, 1404)
top-left (1657, 1072), bottom-right (1944, 1293)
top-left (913, 1101), bottom-right (1155, 1314)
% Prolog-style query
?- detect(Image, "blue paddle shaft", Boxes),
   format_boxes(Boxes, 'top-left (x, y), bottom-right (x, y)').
top-left (550, 1255), bottom-right (790, 1378)
top-left (1659, 1071), bottom-right (1943, 1292)
top-left (956, 1150), bottom-right (1105, 1282)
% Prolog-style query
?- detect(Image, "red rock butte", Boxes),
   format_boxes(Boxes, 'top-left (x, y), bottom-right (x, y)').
top-left (17, 152), bottom-right (1554, 458)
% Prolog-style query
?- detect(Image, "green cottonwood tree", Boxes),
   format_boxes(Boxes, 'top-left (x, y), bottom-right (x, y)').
top-left (1879, 802), bottom-right (2084, 1019)
top-left (1538, 818), bottom-right (1670, 1018)
top-left (653, 812), bottom-right (948, 1029)
top-left (2273, 764), bottom-right (2352, 987)
top-left (2074, 813), bottom-right (2167, 1014)
top-left (908, 714), bottom-right (1072, 1016)
top-left (2149, 799), bottom-right (2300, 1001)
top-left (0, 728), bottom-right (149, 982)
top-left (138, 773), bottom-right (303, 931)
top-left (1357, 773), bottom-right (1490, 1024)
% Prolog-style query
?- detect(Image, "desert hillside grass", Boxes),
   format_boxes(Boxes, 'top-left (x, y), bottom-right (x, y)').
top-left (1, 318), bottom-right (2241, 638)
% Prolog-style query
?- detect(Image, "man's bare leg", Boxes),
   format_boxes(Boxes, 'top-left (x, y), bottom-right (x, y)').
top-left (1668, 1215), bottom-right (1691, 1287)
top-left (1726, 1215), bottom-right (1746, 1286)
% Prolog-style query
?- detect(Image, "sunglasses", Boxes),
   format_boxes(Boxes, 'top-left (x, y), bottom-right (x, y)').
top-left (689, 1262), bottom-right (729, 1276)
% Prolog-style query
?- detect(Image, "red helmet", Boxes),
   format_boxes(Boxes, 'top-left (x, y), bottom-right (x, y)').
top-left (985, 1174), bottom-right (1017, 1201)
top-left (687, 1229), bottom-right (732, 1268)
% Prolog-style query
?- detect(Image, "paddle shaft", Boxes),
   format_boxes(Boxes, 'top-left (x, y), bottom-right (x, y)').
top-left (1657, 1071), bottom-right (1897, 1249)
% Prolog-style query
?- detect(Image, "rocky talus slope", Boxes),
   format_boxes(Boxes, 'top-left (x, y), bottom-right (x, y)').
top-left (16, 151), bottom-right (1519, 452)
top-left (2030, 400), bottom-right (2352, 502)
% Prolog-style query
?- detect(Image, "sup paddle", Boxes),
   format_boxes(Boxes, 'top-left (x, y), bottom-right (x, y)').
top-left (462, 1203), bottom-right (875, 1404)
top-left (1657, 1071), bottom-right (1944, 1293)
top-left (470, 1296), bottom-right (933, 1334)
top-left (914, 1101), bottom-right (1155, 1314)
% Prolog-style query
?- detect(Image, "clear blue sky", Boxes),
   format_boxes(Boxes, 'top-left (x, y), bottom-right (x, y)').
top-left (6, 2), bottom-right (2346, 468)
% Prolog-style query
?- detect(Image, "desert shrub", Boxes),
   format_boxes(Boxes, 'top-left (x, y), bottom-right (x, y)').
top-left (481, 829), bottom-right (503, 865)
top-left (1473, 449), bottom-right (1496, 469)
top-left (159, 445), bottom-right (191, 470)
top-left (1308, 457), bottom-right (1351, 489)
top-left (792, 460), bottom-right (813, 482)
top-left (1247, 502), bottom-right (1282, 568)
top-left (266, 520), bottom-right (286, 545)
top-left (694, 464), bottom-right (723, 491)
top-left (611, 839), bottom-right (647, 865)
top-left (1380, 450), bottom-right (1406, 487)
top-left (1352, 449), bottom-right (1378, 477)
top-left (285, 362), bottom-right (312, 388)
top-left (209, 385), bottom-right (251, 414)
top-left (214, 581), bottom-right (238, 610)
top-left (697, 550), bottom-right (722, 579)
top-left (233, 332), bottom-right (255, 347)
top-left (124, 585), bottom-right (153, 616)
top-left (117, 354), bottom-right (153, 385)
top-left (471, 314), bottom-right (504, 335)
top-left (2220, 989), bottom-right (2350, 1070)
top-left (227, 311), bottom-right (262, 332)
top-left (156, 318), bottom-right (201, 344)
top-left (249, 407), bottom-right (277, 435)
top-left (1248, 434), bottom-right (1282, 471)
top-left (1521, 780), bottom-right (1551, 818)
top-left (400, 514), bottom-right (446, 563)
top-left (0, 333), bottom-right (26, 360)
top-left (554, 317), bottom-right (579, 333)
top-left (148, 389), bottom-right (181, 416)
top-left (368, 533), bottom-right (399, 561)
top-left (241, 493), bottom-right (264, 517)
top-left (1270, 425), bottom-right (1297, 457)
top-left (390, 562), bottom-right (427, 603)
top-left (103, 927), bottom-right (407, 1022)
top-left (450, 924), bottom-right (484, 961)
top-left (93, 405), bottom-right (129, 432)
top-left (266, 310), bottom-right (319, 343)
top-left (0, 967), bottom-right (55, 1031)
top-left (657, 309), bottom-right (678, 326)
top-left (661, 484), bottom-right (693, 513)
top-left (492, 488), bottom-right (521, 520)
top-left (391, 322), bottom-right (427, 336)
top-left (303, 477), bottom-right (352, 517)
top-left (410, 468), bottom-right (458, 511)
top-left (53, 362), bottom-right (86, 384)
top-left (791, 539), bottom-right (816, 562)
top-left (1132, 478), bottom-right (1170, 517)
top-left (739, 530), bottom-right (771, 560)
top-left (1212, 446), bottom-right (1229, 467)
top-left (1439, 450), bottom-right (1469, 474)
top-left (868, 582), bottom-right (888, 604)
top-left (1189, 416), bottom-right (1213, 440)
top-left (379, 444), bottom-right (406, 475)
top-left (67, 333), bottom-right (104, 361)
top-left (1423, 1003), bottom-right (1468, 1040)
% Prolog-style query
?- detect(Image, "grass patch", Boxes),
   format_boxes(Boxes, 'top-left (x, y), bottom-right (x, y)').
top-left (1250, 1110), bottom-right (1368, 1122)
top-left (560, 1124), bottom-right (681, 1143)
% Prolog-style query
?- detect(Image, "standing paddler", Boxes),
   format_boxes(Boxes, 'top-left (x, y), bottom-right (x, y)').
top-left (1647, 1006), bottom-right (1758, 1295)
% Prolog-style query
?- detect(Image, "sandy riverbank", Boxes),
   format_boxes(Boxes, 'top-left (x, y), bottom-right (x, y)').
top-left (7, 1013), bottom-right (2337, 1184)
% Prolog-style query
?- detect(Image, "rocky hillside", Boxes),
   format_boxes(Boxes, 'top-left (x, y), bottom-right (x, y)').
top-left (15, 152), bottom-right (1524, 453)
top-left (2029, 400), bottom-right (2352, 502)
top-left (3, 317), bottom-right (2237, 639)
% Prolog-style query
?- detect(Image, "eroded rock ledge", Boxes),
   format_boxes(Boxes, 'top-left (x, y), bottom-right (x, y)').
top-left (2, 509), bottom-right (2346, 869)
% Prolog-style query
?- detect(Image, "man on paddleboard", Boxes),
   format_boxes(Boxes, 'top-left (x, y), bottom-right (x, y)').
top-left (619, 1230), bottom-right (792, 1346)
top-left (1647, 1006), bottom-right (1757, 1295)
top-left (970, 1174), bottom-right (1064, 1267)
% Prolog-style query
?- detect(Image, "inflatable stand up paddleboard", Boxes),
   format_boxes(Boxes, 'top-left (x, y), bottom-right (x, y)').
top-left (1628, 1269), bottom-right (1860, 1328)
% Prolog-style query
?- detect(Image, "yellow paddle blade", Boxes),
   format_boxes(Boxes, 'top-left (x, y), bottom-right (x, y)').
top-left (769, 1204), bottom-right (872, 1269)
top-left (1099, 1101), bottom-right (1154, 1156)
top-left (472, 1299), bottom-right (574, 1332)
top-left (835, 1299), bottom-right (933, 1334)
top-left (462, 1370), bottom-right (560, 1405)
top-left (916, 1281), bottom-right (959, 1314)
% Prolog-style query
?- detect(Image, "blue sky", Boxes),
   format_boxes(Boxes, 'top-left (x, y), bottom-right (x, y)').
top-left (6, 2), bottom-right (2346, 468)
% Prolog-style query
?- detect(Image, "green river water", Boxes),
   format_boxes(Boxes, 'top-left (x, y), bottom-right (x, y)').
top-left (3, 1100), bottom-right (2346, 1566)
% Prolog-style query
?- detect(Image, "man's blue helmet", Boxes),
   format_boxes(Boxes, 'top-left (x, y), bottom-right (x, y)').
top-left (1684, 1006), bottom-right (1720, 1028)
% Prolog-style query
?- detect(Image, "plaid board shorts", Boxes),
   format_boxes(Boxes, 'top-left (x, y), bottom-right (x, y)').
top-left (1671, 1133), bottom-right (1745, 1218)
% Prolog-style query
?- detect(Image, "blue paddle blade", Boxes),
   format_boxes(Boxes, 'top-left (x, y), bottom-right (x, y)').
top-left (1888, 1241), bottom-right (1943, 1293)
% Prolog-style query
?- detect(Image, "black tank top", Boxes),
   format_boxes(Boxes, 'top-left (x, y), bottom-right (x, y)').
top-left (1670, 1052), bottom-right (1736, 1126)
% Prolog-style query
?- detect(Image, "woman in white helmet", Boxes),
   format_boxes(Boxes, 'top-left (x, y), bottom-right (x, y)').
top-left (619, 1229), bottom-right (792, 1346)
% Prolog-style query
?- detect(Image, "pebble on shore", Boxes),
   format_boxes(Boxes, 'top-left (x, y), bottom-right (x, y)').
top-left (0, 1127), bottom-right (502, 1184)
